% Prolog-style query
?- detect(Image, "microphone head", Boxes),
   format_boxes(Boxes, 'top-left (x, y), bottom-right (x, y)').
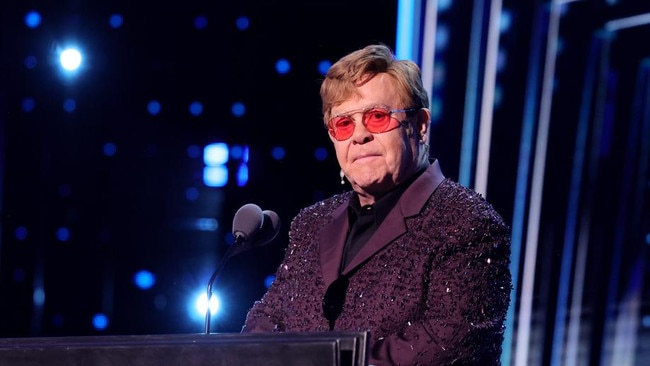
top-left (232, 203), bottom-right (264, 244)
top-left (254, 210), bottom-right (281, 247)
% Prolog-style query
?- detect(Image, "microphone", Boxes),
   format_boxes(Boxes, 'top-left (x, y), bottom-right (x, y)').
top-left (231, 203), bottom-right (266, 253)
top-left (204, 204), bottom-right (281, 334)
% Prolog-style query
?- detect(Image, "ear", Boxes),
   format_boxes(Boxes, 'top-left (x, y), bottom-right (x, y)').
top-left (417, 108), bottom-right (431, 142)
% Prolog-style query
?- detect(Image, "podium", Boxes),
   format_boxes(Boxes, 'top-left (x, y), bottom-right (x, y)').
top-left (0, 331), bottom-right (369, 366)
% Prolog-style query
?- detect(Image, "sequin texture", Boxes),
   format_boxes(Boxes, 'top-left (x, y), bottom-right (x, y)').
top-left (242, 163), bottom-right (512, 366)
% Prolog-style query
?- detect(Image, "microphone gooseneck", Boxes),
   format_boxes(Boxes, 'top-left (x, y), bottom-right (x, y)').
top-left (204, 204), bottom-right (281, 334)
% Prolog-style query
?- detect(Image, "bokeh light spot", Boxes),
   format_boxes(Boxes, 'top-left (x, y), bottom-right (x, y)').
top-left (109, 14), bottom-right (123, 28)
top-left (231, 102), bottom-right (246, 117)
top-left (271, 146), bottom-right (286, 160)
top-left (24, 11), bottom-right (41, 28)
top-left (147, 100), bottom-right (161, 115)
top-left (275, 58), bottom-right (291, 74)
top-left (236, 16), bottom-right (250, 30)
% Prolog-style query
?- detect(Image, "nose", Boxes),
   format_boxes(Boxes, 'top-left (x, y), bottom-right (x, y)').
top-left (350, 116), bottom-right (373, 143)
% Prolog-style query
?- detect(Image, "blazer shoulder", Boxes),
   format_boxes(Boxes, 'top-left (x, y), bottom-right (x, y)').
top-left (290, 192), bottom-right (352, 229)
top-left (431, 179), bottom-right (510, 231)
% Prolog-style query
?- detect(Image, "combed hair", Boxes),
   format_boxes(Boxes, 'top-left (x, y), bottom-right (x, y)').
top-left (319, 44), bottom-right (429, 126)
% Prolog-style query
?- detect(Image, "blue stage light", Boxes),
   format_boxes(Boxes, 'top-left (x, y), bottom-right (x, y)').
top-left (21, 98), bottom-right (35, 112)
top-left (33, 287), bottom-right (45, 306)
top-left (235, 16), bottom-right (250, 31)
top-left (195, 291), bottom-right (221, 318)
top-left (15, 226), bottom-right (28, 241)
top-left (204, 143), bottom-right (229, 166)
top-left (275, 58), bottom-right (291, 74)
top-left (236, 163), bottom-right (248, 187)
top-left (60, 48), bottom-right (82, 72)
top-left (92, 313), bottom-right (109, 330)
top-left (147, 100), bottom-right (161, 115)
top-left (24, 55), bottom-right (37, 69)
top-left (318, 60), bottom-right (331, 75)
top-left (63, 98), bottom-right (76, 113)
top-left (109, 14), bottom-right (123, 29)
top-left (229, 145), bottom-right (244, 160)
top-left (314, 147), bottom-right (328, 161)
top-left (134, 270), bottom-right (156, 290)
top-left (194, 15), bottom-right (208, 30)
top-left (103, 142), bottom-right (117, 157)
top-left (189, 101), bottom-right (204, 116)
top-left (203, 166), bottom-right (228, 187)
top-left (56, 227), bottom-right (70, 242)
top-left (264, 275), bottom-right (275, 289)
top-left (231, 102), bottom-right (246, 117)
top-left (271, 146), bottom-right (285, 160)
top-left (24, 11), bottom-right (41, 29)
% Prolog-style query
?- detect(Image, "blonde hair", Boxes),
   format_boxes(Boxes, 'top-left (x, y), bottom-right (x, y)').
top-left (319, 44), bottom-right (429, 126)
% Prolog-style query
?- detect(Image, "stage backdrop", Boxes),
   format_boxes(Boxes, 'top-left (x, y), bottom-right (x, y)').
top-left (2, 1), bottom-right (650, 366)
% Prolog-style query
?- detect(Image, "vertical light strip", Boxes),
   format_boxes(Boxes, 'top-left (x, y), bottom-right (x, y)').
top-left (564, 226), bottom-right (591, 366)
top-left (599, 16), bottom-right (650, 364)
top-left (473, 0), bottom-right (502, 197)
top-left (610, 261), bottom-right (645, 365)
top-left (395, 0), bottom-right (417, 61)
top-left (514, 1), bottom-right (563, 365)
top-left (420, 0), bottom-right (438, 117)
top-left (31, 250), bottom-right (45, 335)
top-left (605, 60), bottom-right (650, 365)
top-left (548, 31), bottom-right (602, 366)
top-left (459, 0), bottom-right (486, 187)
top-left (0, 87), bottom-right (4, 270)
top-left (565, 28), bottom-right (613, 366)
top-left (500, 4), bottom-right (548, 365)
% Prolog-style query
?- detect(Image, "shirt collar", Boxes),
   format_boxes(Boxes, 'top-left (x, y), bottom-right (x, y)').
top-left (348, 165), bottom-right (428, 222)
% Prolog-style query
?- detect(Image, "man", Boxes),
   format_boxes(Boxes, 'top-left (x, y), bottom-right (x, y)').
top-left (243, 44), bottom-right (512, 366)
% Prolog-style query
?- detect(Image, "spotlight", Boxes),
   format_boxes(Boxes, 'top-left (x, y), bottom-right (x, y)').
top-left (59, 48), bottom-right (82, 72)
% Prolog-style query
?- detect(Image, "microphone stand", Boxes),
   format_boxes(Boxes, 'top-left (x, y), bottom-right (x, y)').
top-left (204, 239), bottom-right (244, 334)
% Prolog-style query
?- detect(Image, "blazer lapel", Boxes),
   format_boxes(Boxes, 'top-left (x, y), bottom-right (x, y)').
top-left (341, 205), bottom-right (407, 274)
top-left (340, 161), bottom-right (446, 275)
top-left (319, 201), bottom-right (350, 288)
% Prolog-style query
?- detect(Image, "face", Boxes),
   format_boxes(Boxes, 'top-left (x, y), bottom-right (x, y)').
top-left (329, 73), bottom-right (429, 204)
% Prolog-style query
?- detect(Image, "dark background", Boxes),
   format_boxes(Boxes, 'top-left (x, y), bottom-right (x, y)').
top-left (2, 1), bottom-right (650, 365)
top-left (0, 0), bottom-right (401, 336)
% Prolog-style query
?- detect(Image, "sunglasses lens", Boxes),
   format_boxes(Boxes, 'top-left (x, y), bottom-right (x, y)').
top-left (329, 116), bottom-right (354, 140)
top-left (363, 109), bottom-right (392, 133)
top-left (328, 108), bottom-right (404, 141)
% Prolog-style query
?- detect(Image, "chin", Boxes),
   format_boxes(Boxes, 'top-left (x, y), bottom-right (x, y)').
top-left (352, 175), bottom-right (390, 189)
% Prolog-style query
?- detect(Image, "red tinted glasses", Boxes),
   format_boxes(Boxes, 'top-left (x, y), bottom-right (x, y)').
top-left (327, 107), bottom-right (418, 141)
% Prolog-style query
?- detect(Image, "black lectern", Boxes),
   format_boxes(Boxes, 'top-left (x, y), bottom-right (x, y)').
top-left (0, 331), bottom-right (369, 366)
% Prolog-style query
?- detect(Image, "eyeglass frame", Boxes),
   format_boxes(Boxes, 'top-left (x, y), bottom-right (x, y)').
top-left (326, 105), bottom-right (420, 141)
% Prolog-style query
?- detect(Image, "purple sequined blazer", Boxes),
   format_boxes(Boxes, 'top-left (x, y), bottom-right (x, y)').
top-left (243, 161), bottom-right (512, 366)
